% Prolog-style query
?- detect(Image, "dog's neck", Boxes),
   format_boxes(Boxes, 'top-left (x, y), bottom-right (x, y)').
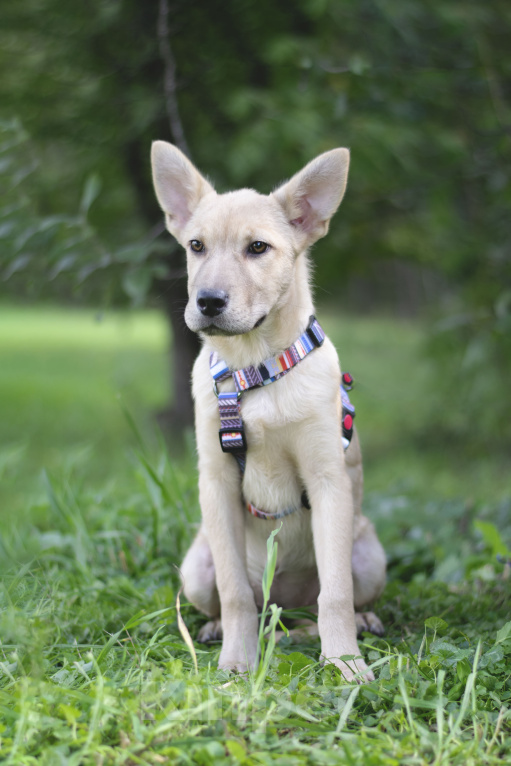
top-left (202, 252), bottom-right (315, 370)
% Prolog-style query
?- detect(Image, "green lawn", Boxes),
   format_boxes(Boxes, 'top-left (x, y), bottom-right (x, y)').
top-left (0, 305), bottom-right (169, 519)
top-left (0, 303), bottom-right (509, 764)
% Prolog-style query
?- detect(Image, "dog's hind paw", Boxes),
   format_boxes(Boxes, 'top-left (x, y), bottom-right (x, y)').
top-left (197, 618), bottom-right (223, 643)
top-left (355, 611), bottom-right (384, 637)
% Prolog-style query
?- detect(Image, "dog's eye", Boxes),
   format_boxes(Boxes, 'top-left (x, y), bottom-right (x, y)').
top-left (190, 240), bottom-right (205, 253)
top-left (248, 241), bottom-right (269, 256)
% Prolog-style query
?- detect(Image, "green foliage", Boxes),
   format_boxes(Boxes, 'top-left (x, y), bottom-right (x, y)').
top-left (2, 0), bottom-right (510, 299)
top-left (427, 297), bottom-right (511, 447)
top-left (475, 520), bottom-right (510, 560)
top-left (0, 120), bottom-right (168, 306)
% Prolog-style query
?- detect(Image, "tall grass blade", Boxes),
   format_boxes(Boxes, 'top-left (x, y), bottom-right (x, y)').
top-left (176, 584), bottom-right (198, 675)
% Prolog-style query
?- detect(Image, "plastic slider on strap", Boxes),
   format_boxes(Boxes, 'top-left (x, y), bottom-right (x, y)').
top-left (219, 427), bottom-right (247, 454)
top-left (306, 315), bottom-right (325, 348)
top-left (342, 372), bottom-right (354, 390)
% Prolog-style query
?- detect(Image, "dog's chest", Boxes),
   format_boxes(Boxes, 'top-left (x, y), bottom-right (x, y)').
top-left (240, 383), bottom-right (305, 498)
top-left (226, 348), bottom-right (338, 513)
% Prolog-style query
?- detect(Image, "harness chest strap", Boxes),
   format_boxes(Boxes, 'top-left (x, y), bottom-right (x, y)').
top-left (211, 315), bottom-right (326, 394)
top-left (210, 315), bottom-right (356, 520)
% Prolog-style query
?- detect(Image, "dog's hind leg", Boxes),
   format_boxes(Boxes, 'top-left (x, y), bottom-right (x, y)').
top-left (352, 515), bottom-right (386, 636)
top-left (345, 432), bottom-right (386, 636)
top-left (180, 527), bottom-right (220, 621)
top-left (197, 618), bottom-right (223, 643)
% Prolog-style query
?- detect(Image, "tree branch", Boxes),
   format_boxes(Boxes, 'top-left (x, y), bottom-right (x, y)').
top-left (157, 0), bottom-right (190, 156)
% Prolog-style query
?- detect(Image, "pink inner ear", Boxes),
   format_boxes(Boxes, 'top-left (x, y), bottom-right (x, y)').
top-left (290, 196), bottom-right (315, 233)
top-left (167, 189), bottom-right (192, 229)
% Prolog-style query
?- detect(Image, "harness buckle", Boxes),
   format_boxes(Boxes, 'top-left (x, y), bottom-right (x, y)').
top-left (219, 426), bottom-right (247, 454)
top-left (213, 379), bottom-right (241, 400)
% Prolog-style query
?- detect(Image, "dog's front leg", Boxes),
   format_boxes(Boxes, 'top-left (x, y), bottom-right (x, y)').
top-left (296, 420), bottom-right (373, 683)
top-left (198, 460), bottom-right (259, 673)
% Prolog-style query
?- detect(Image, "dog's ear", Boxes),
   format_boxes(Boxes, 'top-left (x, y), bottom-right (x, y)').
top-left (151, 141), bottom-right (215, 238)
top-left (272, 148), bottom-right (350, 247)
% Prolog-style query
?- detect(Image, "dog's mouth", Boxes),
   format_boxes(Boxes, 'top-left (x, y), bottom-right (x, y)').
top-left (199, 314), bottom-right (267, 337)
top-left (201, 325), bottom-right (239, 337)
top-left (253, 314), bottom-right (267, 329)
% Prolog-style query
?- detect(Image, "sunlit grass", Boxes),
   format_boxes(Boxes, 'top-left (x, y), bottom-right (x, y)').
top-left (0, 305), bottom-right (169, 517)
top-left (0, 304), bottom-right (167, 349)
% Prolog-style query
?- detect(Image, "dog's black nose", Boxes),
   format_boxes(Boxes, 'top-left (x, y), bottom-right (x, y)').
top-left (197, 289), bottom-right (228, 317)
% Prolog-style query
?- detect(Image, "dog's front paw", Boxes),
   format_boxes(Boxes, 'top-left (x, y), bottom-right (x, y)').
top-left (218, 637), bottom-right (257, 675)
top-left (218, 656), bottom-right (250, 674)
top-left (218, 648), bottom-right (255, 675)
top-left (324, 655), bottom-right (374, 684)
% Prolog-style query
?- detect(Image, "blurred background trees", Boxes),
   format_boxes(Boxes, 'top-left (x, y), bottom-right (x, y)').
top-left (1, 0), bottom-right (510, 445)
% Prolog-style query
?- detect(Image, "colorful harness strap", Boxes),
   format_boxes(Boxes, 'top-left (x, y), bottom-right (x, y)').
top-left (210, 315), bottom-right (356, 521)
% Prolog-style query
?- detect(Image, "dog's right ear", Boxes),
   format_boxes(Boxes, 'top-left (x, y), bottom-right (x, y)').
top-left (272, 148), bottom-right (350, 248)
top-left (151, 141), bottom-right (215, 239)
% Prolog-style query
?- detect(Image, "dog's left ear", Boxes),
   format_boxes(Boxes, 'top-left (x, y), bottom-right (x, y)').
top-left (151, 141), bottom-right (215, 240)
top-left (272, 148), bottom-right (350, 247)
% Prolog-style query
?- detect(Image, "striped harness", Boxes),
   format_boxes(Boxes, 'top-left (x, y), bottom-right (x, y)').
top-left (210, 316), bottom-right (355, 521)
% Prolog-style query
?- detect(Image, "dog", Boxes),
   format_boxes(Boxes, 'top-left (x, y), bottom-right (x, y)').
top-left (151, 141), bottom-right (386, 682)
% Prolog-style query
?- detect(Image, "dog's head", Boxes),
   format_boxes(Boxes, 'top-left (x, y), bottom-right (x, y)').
top-left (151, 142), bottom-right (349, 337)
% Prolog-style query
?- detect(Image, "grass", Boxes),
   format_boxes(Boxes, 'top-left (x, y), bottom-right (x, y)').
top-left (0, 305), bottom-right (168, 516)
top-left (0, 303), bottom-right (510, 764)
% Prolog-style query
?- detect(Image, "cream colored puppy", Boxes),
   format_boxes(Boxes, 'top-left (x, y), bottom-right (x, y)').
top-left (151, 142), bottom-right (386, 682)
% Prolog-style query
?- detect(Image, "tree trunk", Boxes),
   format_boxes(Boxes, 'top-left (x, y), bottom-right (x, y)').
top-left (122, 138), bottom-right (200, 432)
top-left (154, 252), bottom-right (201, 433)
top-left (153, 0), bottom-right (200, 434)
